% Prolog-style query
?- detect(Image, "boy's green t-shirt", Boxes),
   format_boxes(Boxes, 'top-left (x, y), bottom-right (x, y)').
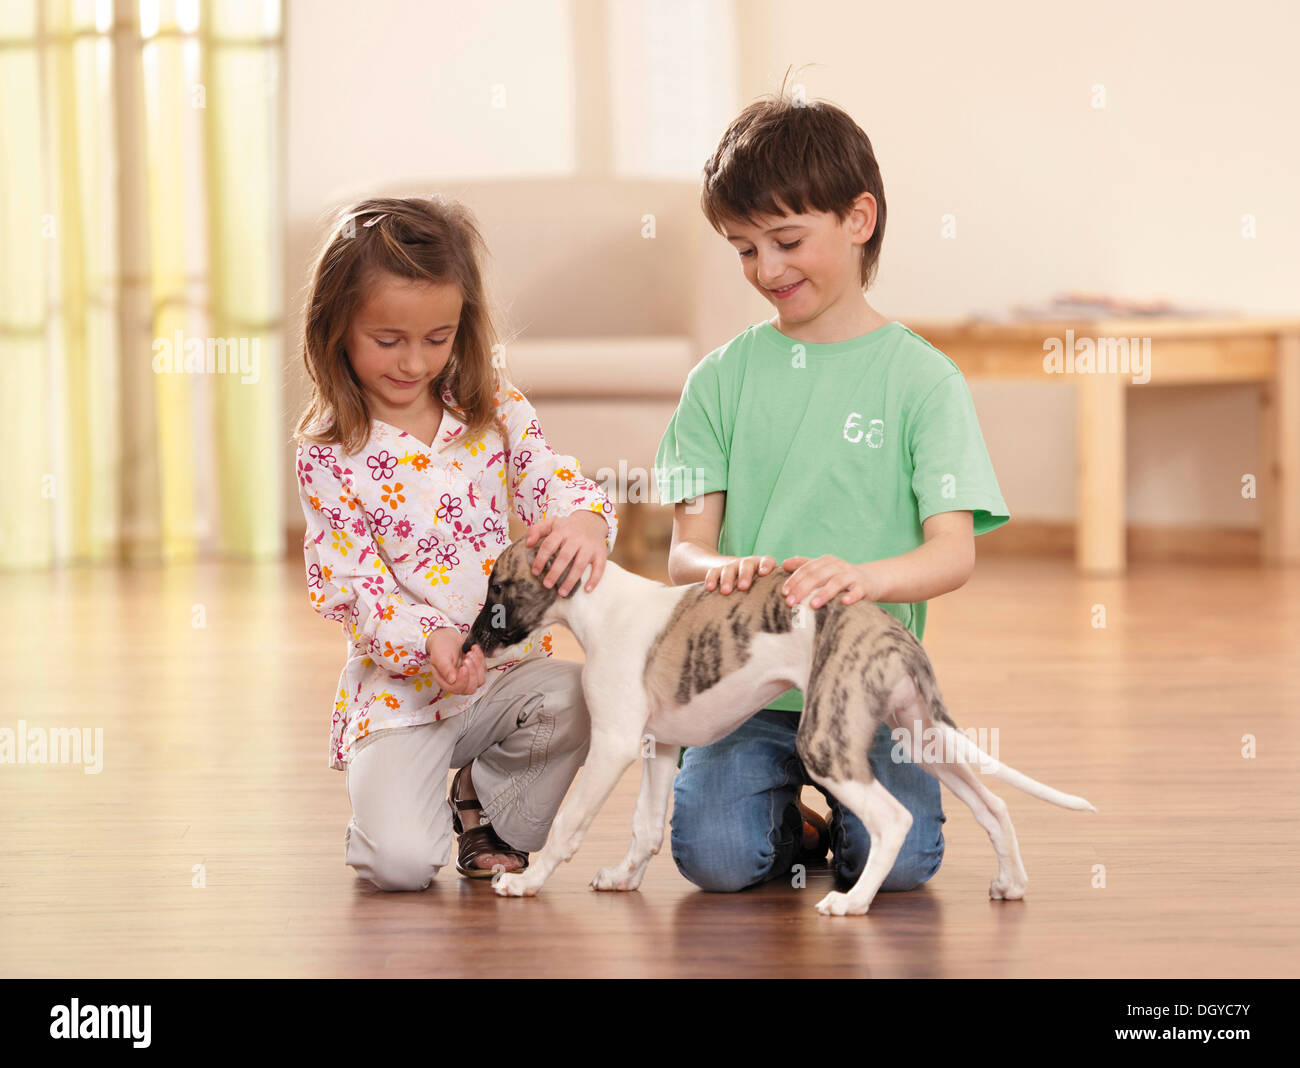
top-left (653, 319), bottom-right (1010, 713)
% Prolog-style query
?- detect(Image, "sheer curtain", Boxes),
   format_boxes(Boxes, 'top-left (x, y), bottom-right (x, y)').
top-left (0, 0), bottom-right (284, 569)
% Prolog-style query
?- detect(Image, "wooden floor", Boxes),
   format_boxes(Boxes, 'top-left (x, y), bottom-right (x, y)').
top-left (2, 554), bottom-right (1297, 978)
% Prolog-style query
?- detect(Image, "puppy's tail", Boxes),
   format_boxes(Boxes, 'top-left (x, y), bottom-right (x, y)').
top-left (906, 663), bottom-right (1097, 812)
top-left (935, 722), bottom-right (1099, 813)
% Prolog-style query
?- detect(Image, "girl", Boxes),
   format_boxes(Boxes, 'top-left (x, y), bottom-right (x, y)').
top-left (294, 195), bottom-right (617, 889)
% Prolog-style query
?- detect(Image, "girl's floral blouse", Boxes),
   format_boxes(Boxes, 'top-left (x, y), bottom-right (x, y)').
top-left (296, 380), bottom-right (618, 770)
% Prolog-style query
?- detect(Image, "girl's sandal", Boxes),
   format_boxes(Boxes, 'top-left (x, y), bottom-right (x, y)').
top-left (449, 764), bottom-right (529, 879)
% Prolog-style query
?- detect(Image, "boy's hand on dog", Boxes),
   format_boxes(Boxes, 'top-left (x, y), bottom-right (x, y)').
top-left (526, 511), bottom-right (610, 596)
top-left (781, 555), bottom-right (879, 609)
top-left (427, 628), bottom-right (486, 694)
top-left (705, 555), bottom-right (777, 594)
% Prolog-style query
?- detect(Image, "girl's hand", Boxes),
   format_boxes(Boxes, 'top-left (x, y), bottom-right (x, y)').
top-left (426, 628), bottom-right (486, 694)
top-left (705, 555), bottom-right (777, 594)
top-left (526, 511), bottom-right (609, 596)
top-left (781, 555), bottom-right (879, 609)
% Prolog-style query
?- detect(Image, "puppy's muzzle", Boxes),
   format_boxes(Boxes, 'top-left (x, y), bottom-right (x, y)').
top-left (461, 610), bottom-right (491, 656)
top-left (462, 602), bottom-right (523, 657)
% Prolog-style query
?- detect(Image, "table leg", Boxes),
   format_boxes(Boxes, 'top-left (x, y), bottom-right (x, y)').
top-left (1261, 332), bottom-right (1300, 565)
top-left (1076, 373), bottom-right (1126, 575)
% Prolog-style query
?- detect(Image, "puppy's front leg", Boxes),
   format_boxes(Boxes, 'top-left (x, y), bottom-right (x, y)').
top-left (494, 727), bottom-right (640, 898)
top-left (593, 741), bottom-right (681, 892)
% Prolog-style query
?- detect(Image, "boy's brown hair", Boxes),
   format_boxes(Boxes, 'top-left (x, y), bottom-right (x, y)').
top-left (294, 195), bottom-right (502, 456)
top-left (700, 73), bottom-right (887, 289)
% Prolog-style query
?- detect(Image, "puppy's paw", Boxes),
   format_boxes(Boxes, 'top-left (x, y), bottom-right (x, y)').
top-left (592, 864), bottom-right (647, 891)
top-left (989, 875), bottom-right (1027, 900)
top-left (815, 890), bottom-right (871, 916)
top-left (493, 871), bottom-right (538, 898)
top-left (591, 866), bottom-right (633, 891)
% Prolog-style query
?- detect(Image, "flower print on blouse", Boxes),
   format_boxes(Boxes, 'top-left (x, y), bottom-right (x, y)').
top-left (296, 379), bottom-right (618, 770)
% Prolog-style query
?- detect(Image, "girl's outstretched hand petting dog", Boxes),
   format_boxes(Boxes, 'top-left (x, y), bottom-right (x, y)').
top-left (526, 511), bottom-right (609, 596)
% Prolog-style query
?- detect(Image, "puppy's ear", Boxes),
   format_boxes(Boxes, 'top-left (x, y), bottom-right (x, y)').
top-left (522, 534), bottom-right (558, 570)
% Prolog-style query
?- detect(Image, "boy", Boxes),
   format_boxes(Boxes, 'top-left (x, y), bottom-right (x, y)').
top-left (654, 89), bottom-right (1009, 895)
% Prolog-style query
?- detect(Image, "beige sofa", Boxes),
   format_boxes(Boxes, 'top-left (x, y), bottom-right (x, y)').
top-left (501, 335), bottom-right (699, 567)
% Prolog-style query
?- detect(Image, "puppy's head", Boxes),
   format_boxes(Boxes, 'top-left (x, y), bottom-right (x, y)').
top-left (461, 536), bottom-right (571, 656)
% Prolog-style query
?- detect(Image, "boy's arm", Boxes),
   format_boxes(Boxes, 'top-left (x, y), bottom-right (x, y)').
top-left (780, 510), bottom-right (975, 609)
top-left (667, 491), bottom-right (777, 590)
top-left (857, 510), bottom-right (974, 602)
top-left (673, 488), bottom-right (974, 604)
top-left (667, 492), bottom-right (726, 584)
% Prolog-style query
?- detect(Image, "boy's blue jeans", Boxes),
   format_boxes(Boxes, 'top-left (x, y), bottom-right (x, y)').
top-left (670, 707), bottom-right (946, 892)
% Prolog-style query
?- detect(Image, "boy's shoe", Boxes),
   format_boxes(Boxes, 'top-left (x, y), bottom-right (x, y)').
top-left (796, 799), bottom-right (830, 862)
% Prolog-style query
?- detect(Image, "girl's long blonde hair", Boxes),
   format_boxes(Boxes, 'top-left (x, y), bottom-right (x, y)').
top-left (294, 195), bottom-right (502, 455)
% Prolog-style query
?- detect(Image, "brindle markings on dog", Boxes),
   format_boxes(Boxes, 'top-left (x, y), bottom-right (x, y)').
top-left (641, 569), bottom-right (959, 784)
top-left (643, 571), bottom-right (795, 709)
top-left (799, 597), bottom-right (957, 782)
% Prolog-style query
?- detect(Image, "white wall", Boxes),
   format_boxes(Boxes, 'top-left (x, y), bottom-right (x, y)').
top-left (287, 0), bottom-right (576, 211)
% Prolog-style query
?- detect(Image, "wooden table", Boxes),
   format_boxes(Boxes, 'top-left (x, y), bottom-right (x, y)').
top-left (907, 318), bottom-right (1300, 575)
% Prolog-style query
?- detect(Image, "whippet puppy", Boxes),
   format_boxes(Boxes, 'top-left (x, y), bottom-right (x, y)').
top-left (464, 538), bottom-right (1097, 916)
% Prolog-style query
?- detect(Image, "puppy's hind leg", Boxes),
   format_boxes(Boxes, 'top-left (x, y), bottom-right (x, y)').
top-left (929, 758), bottom-right (1028, 901)
top-left (891, 690), bottom-right (1028, 900)
top-left (592, 740), bottom-right (681, 892)
top-left (796, 702), bottom-right (910, 916)
top-left (804, 771), bottom-right (913, 916)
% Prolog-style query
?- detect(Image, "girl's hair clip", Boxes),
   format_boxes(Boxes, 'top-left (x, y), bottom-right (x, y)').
top-left (361, 213), bottom-right (387, 228)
